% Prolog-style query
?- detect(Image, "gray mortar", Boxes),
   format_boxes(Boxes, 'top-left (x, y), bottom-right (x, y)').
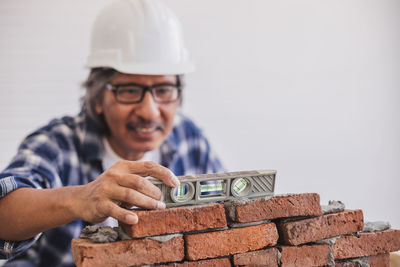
top-left (335, 257), bottom-right (369, 267)
top-left (228, 219), bottom-right (271, 228)
top-left (186, 226), bottom-right (229, 235)
top-left (79, 225), bottom-right (185, 244)
top-left (327, 246), bottom-right (335, 267)
top-left (277, 248), bottom-right (281, 266)
top-left (116, 226), bottom-right (133, 241)
top-left (224, 197), bottom-right (251, 221)
top-left (316, 236), bottom-right (341, 267)
top-left (144, 233), bottom-right (182, 243)
top-left (79, 225), bottom-right (119, 243)
top-left (316, 236), bottom-right (341, 245)
top-left (362, 221), bottom-right (391, 232)
top-left (321, 200), bottom-right (345, 215)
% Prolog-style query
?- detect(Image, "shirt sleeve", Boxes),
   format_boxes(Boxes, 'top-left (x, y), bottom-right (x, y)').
top-left (0, 131), bottom-right (63, 260)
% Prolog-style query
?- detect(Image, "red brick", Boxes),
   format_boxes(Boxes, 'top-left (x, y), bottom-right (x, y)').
top-left (120, 203), bottom-right (227, 238)
top-left (332, 230), bottom-right (400, 259)
top-left (162, 258), bottom-right (231, 266)
top-left (185, 223), bottom-right (278, 261)
top-left (279, 210), bottom-right (364, 245)
top-left (72, 236), bottom-right (184, 267)
top-left (334, 254), bottom-right (389, 267)
top-left (279, 244), bottom-right (331, 267)
top-left (226, 193), bottom-right (322, 223)
top-left (369, 253), bottom-right (390, 267)
top-left (233, 248), bottom-right (278, 267)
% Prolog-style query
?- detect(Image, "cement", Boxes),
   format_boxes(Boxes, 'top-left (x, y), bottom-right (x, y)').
top-left (79, 225), bottom-right (119, 243)
top-left (228, 219), bottom-right (271, 228)
top-left (335, 257), bottom-right (370, 267)
top-left (116, 226), bottom-right (133, 241)
top-left (363, 221), bottom-right (391, 232)
top-left (316, 236), bottom-right (341, 245)
top-left (144, 233), bottom-right (182, 243)
top-left (321, 200), bottom-right (345, 214)
top-left (315, 236), bottom-right (342, 267)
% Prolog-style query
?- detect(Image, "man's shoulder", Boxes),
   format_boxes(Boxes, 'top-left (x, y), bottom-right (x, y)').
top-left (21, 114), bottom-right (87, 149)
top-left (28, 114), bottom-right (84, 137)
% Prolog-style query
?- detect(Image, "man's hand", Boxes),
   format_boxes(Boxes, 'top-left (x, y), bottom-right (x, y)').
top-left (72, 160), bottom-right (180, 225)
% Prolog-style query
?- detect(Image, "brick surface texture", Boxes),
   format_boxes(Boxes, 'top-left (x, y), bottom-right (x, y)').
top-left (278, 209), bottom-right (364, 245)
top-left (279, 244), bottom-right (331, 267)
top-left (332, 229), bottom-right (400, 259)
top-left (229, 193), bottom-right (322, 223)
top-left (72, 236), bottom-right (184, 267)
top-left (185, 223), bottom-right (278, 260)
top-left (161, 257), bottom-right (231, 266)
top-left (71, 192), bottom-right (400, 267)
top-left (121, 203), bottom-right (227, 238)
top-left (369, 253), bottom-right (390, 267)
top-left (334, 253), bottom-right (390, 267)
top-left (233, 248), bottom-right (278, 267)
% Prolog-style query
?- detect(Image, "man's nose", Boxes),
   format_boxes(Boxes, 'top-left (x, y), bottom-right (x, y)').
top-left (135, 92), bottom-right (160, 120)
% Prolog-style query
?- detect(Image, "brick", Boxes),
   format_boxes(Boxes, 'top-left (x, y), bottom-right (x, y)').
top-left (72, 236), bottom-right (184, 267)
top-left (334, 254), bottom-right (389, 267)
top-left (233, 248), bottom-right (278, 267)
top-left (162, 258), bottom-right (231, 266)
top-left (225, 193), bottom-right (322, 223)
top-left (185, 223), bottom-right (278, 261)
top-left (279, 244), bottom-right (331, 267)
top-left (332, 230), bottom-right (400, 259)
top-left (120, 203), bottom-right (227, 238)
top-left (369, 253), bottom-right (390, 267)
top-left (278, 209), bottom-right (364, 245)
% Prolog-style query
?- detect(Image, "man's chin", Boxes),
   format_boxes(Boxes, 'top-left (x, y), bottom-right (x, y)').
top-left (129, 141), bottom-right (161, 154)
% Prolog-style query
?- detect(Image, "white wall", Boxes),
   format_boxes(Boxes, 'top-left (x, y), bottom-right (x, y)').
top-left (0, 0), bottom-right (399, 242)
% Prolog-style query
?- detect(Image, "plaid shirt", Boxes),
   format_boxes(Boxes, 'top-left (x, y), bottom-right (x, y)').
top-left (0, 112), bottom-right (224, 267)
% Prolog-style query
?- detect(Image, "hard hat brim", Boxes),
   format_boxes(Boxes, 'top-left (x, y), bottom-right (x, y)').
top-left (85, 61), bottom-right (196, 75)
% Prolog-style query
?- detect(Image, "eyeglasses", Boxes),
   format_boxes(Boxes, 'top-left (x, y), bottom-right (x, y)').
top-left (105, 82), bottom-right (181, 104)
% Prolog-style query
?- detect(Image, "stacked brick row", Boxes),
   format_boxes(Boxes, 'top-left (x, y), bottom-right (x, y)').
top-left (72, 193), bottom-right (400, 266)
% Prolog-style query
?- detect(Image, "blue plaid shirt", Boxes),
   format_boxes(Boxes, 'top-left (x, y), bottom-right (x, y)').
top-left (0, 112), bottom-right (224, 267)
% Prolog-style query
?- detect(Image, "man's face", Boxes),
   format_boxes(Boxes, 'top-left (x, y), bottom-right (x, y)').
top-left (95, 73), bottom-right (180, 160)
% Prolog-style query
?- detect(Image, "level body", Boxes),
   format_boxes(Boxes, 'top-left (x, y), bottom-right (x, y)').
top-left (150, 170), bottom-right (276, 207)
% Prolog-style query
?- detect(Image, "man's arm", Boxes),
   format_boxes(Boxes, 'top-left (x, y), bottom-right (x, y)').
top-left (0, 161), bottom-right (179, 241)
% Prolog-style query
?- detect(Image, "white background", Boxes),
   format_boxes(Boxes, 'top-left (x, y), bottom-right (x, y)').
top-left (0, 0), bottom-right (399, 257)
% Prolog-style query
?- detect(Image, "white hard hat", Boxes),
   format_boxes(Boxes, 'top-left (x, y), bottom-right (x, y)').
top-left (86, 0), bottom-right (195, 75)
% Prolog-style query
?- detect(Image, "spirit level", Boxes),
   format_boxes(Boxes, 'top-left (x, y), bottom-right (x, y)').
top-left (149, 170), bottom-right (276, 207)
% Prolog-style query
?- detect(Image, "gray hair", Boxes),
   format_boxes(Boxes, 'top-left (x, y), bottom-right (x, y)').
top-left (81, 68), bottom-right (117, 134)
top-left (81, 68), bottom-right (184, 134)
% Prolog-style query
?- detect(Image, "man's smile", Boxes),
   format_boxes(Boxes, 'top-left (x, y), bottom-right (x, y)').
top-left (136, 126), bottom-right (157, 133)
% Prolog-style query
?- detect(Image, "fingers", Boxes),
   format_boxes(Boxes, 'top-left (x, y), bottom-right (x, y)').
top-left (105, 201), bottom-right (138, 225)
top-left (109, 185), bottom-right (166, 210)
top-left (117, 174), bottom-right (163, 201)
top-left (120, 161), bottom-right (180, 188)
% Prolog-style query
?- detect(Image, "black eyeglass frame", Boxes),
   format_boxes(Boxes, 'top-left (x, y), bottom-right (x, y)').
top-left (105, 79), bottom-right (182, 104)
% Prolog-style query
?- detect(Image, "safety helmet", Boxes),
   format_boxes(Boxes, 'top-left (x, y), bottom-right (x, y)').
top-left (86, 0), bottom-right (195, 75)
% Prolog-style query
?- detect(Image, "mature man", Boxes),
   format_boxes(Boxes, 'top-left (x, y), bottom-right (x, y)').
top-left (0, 0), bottom-right (224, 266)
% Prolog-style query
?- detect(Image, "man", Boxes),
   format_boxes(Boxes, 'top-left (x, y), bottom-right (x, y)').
top-left (0, 0), bottom-right (224, 266)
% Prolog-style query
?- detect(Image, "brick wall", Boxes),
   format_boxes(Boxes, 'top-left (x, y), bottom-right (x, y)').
top-left (72, 193), bottom-right (400, 266)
